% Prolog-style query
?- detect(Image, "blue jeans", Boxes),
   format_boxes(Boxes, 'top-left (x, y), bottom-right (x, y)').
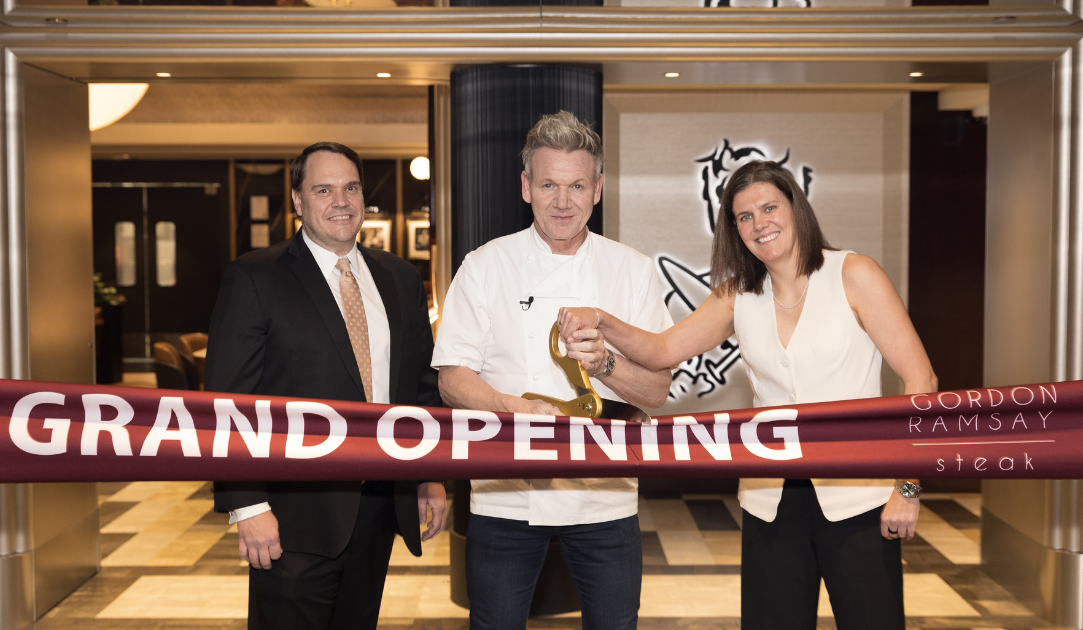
top-left (465, 514), bottom-right (642, 630)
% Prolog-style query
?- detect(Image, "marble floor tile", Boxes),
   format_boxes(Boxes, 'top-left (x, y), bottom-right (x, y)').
top-left (637, 496), bottom-right (656, 532)
top-left (657, 530), bottom-right (715, 566)
top-left (390, 531), bottom-right (447, 566)
top-left (379, 575), bottom-right (469, 619)
top-left (147, 531), bottom-right (227, 566)
top-left (815, 573), bottom-right (980, 619)
top-left (917, 504), bottom-right (981, 565)
top-left (147, 481), bottom-right (209, 502)
top-left (902, 573), bottom-right (981, 617)
top-left (685, 500), bottom-right (740, 531)
top-left (639, 575), bottom-right (741, 617)
top-left (96, 576), bottom-right (248, 618)
top-left (977, 599), bottom-right (1034, 616)
top-left (701, 530), bottom-right (742, 565)
top-left (39, 481), bottom-right (1045, 630)
top-left (924, 499), bottom-right (983, 529)
top-left (102, 500), bottom-right (186, 534)
top-left (102, 532), bottom-right (184, 567)
top-left (645, 499), bottom-right (700, 531)
top-left (721, 497), bottom-right (743, 529)
top-left (641, 532), bottom-right (668, 566)
top-left (143, 500), bottom-right (215, 533)
top-left (954, 494), bottom-right (983, 518)
top-left (106, 481), bottom-right (170, 503)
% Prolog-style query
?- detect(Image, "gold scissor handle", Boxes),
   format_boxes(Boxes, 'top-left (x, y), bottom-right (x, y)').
top-left (548, 322), bottom-right (593, 393)
top-left (523, 323), bottom-right (604, 418)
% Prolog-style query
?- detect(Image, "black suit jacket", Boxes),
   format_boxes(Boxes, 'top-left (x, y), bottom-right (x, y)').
top-left (206, 231), bottom-right (439, 558)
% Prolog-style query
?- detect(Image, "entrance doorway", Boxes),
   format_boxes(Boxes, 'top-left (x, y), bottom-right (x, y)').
top-left (91, 161), bottom-right (231, 372)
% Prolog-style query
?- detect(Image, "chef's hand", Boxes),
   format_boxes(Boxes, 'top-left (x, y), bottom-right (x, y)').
top-left (565, 327), bottom-right (609, 374)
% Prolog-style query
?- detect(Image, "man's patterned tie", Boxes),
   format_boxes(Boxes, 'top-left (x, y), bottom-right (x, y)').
top-left (336, 257), bottom-right (373, 401)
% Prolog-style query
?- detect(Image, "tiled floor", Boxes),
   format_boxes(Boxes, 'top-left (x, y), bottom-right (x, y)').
top-left (30, 481), bottom-right (1066, 630)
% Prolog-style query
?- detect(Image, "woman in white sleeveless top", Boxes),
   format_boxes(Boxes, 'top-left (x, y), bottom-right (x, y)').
top-left (558, 160), bottom-right (937, 630)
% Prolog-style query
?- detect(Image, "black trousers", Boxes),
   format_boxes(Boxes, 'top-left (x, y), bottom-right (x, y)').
top-left (248, 481), bottom-right (399, 630)
top-left (741, 479), bottom-right (904, 630)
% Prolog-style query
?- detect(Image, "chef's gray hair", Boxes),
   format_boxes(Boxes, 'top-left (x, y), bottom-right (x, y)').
top-left (522, 110), bottom-right (603, 181)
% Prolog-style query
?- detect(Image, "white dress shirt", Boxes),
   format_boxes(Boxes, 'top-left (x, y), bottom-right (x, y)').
top-left (230, 229), bottom-right (392, 524)
top-left (433, 225), bottom-right (673, 526)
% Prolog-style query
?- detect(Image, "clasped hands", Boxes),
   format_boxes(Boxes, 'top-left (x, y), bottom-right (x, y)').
top-left (557, 306), bottom-right (609, 375)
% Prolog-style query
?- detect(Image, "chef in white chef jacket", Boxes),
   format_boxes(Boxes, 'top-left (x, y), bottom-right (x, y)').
top-left (433, 110), bottom-right (673, 630)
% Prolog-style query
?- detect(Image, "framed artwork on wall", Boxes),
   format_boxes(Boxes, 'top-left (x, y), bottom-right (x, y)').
top-left (406, 219), bottom-right (431, 260)
top-left (357, 219), bottom-right (392, 252)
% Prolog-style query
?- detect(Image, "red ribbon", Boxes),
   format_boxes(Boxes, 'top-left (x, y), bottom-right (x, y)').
top-left (0, 378), bottom-right (1074, 482)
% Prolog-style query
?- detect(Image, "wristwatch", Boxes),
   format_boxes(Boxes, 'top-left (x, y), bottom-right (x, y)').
top-left (895, 480), bottom-right (922, 498)
top-left (592, 350), bottom-right (616, 378)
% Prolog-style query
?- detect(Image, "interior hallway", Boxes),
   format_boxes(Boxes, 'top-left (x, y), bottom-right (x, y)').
top-left (27, 475), bottom-right (1061, 630)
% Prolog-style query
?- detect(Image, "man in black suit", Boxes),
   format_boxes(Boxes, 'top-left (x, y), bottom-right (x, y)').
top-left (205, 142), bottom-right (447, 630)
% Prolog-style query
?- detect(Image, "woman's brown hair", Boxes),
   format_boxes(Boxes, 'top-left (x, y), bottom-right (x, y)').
top-left (710, 160), bottom-right (832, 295)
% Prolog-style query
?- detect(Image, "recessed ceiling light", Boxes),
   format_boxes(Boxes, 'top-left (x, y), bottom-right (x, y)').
top-left (156, 72), bottom-right (171, 78)
top-left (376, 72), bottom-right (392, 78)
top-left (909, 72), bottom-right (923, 78)
top-left (665, 72), bottom-right (680, 78)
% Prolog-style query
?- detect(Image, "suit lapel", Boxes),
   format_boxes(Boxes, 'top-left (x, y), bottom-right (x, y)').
top-left (362, 248), bottom-right (403, 403)
top-left (287, 234), bottom-right (367, 400)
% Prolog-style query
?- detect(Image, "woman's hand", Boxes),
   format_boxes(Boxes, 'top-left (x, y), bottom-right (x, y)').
top-left (557, 306), bottom-right (602, 342)
top-left (880, 489), bottom-right (919, 540)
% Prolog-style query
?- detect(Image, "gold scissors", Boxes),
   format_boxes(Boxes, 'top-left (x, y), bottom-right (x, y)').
top-left (523, 323), bottom-right (650, 423)
top-left (523, 323), bottom-right (604, 417)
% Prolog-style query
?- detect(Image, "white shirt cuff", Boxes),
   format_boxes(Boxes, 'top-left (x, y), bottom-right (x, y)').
top-left (228, 502), bottom-right (272, 524)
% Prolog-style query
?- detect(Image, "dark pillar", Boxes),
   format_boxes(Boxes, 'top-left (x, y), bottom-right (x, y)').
top-left (447, 62), bottom-right (603, 616)
top-left (450, 65), bottom-right (603, 273)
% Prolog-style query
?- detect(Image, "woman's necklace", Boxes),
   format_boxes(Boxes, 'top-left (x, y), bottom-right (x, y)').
top-left (773, 278), bottom-right (809, 310)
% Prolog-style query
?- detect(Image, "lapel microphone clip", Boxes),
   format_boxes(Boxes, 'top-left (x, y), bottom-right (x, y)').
top-left (520, 296), bottom-right (534, 311)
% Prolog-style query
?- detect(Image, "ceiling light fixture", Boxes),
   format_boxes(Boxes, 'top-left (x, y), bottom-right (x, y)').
top-left (665, 72), bottom-right (680, 78)
top-left (88, 83), bottom-right (149, 131)
top-left (156, 72), bottom-right (171, 78)
top-left (376, 72), bottom-right (392, 78)
top-left (410, 156), bottom-right (430, 180)
top-left (909, 72), bottom-right (924, 78)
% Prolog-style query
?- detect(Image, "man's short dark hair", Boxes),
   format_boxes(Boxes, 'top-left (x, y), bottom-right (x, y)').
top-left (290, 142), bottom-right (364, 192)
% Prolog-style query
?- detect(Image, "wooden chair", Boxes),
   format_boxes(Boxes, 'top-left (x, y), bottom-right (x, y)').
top-left (178, 332), bottom-right (208, 356)
top-left (178, 332), bottom-right (208, 386)
top-left (153, 341), bottom-right (194, 390)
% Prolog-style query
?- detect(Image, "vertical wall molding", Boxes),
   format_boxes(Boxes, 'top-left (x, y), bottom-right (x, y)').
top-left (430, 84), bottom-right (452, 325)
top-left (3, 49), bottom-right (26, 381)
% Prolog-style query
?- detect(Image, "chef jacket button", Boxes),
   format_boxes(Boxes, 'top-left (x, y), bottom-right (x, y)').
top-left (528, 254), bottom-right (534, 261)
top-left (781, 360), bottom-right (789, 368)
top-left (591, 294), bottom-right (597, 300)
top-left (529, 332), bottom-right (535, 339)
top-left (788, 395), bottom-right (796, 402)
top-left (533, 374), bottom-right (541, 381)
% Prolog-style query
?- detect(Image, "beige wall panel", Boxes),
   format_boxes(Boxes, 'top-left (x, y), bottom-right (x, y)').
top-left (606, 91), bottom-right (908, 414)
top-left (981, 61), bottom-right (1055, 546)
top-left (23, 64), bottom-right (94, 385)
top-left (983, 62), bottom-right (1054, 391)
top-left (21, 64), bottom-right (100, 620)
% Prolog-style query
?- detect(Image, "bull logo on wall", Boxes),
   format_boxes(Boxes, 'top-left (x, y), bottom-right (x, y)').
top-left (661, 139), bottom-right (813, 400)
